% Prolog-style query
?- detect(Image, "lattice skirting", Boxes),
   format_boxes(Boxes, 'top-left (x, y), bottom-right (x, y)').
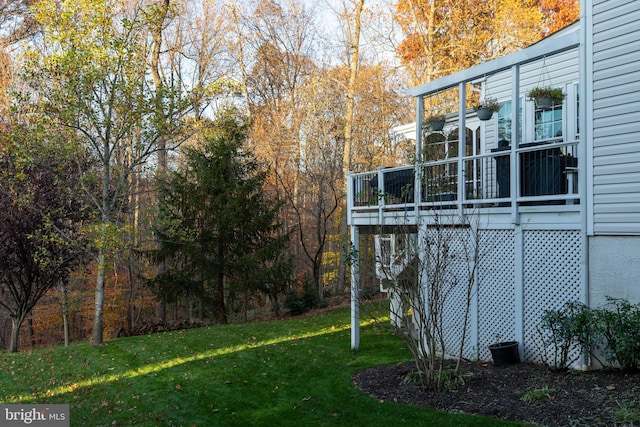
top-left (437, 228), bottom-right (584, 363)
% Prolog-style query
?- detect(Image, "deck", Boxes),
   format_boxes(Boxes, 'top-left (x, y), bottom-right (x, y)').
top-left (347, 138), bottom-right (580, 229)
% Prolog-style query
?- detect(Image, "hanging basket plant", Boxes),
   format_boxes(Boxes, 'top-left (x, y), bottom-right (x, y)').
top-left (474, 97), bottom-right (500, 121)
top-left (527, 86), bottom-right (565, 110)
top-left (425, 113), bottom-right (446, 132)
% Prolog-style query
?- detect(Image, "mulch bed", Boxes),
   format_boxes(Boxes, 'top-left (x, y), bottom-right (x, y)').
top-left (353, 360), bottom-right (640, 426)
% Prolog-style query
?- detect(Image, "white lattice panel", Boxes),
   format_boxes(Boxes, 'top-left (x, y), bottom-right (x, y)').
top-left (404, 222), bottom-right (584, 364)
top-left (477, 229), bottom-right (516, 361)
top-left (522, 230), bottom-right (583, 363)
top-left (435, 227), bottom-right (477, 359)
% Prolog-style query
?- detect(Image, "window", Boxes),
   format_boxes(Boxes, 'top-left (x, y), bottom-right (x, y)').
top-left (497, 100), bottom-right (522, 144)
top-left (534, 104), bottom-right (562, 141)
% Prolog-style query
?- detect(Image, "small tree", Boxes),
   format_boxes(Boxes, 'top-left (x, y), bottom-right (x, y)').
top-left (374, 211), bottom-right (481, 391)
top-left (0, 124), bottom-right (89, 352)
top-left (22, 0), bottom-right (175, 345)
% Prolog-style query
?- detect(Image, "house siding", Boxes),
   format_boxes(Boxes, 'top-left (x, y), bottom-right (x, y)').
top-left (591, 0), bottom-right (640, 235)
top-left (483, 49), bottom-right (579, 152)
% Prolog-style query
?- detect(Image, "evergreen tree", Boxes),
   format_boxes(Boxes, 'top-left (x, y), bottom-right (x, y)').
top-left (151, 108), bottom-right (292, 323)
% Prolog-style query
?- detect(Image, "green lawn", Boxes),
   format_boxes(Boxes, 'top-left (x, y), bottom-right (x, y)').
top-left (0, 302), bottom-right (521, 426)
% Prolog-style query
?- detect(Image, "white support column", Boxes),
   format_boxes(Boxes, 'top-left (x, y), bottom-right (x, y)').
top-left (514, 224), bottom-right (525, 361)
top-left (350, 225), bottom-right (360, 350)
top-left (389, 288), bottom-right (403, 329)
top-left (415, 224), bottom-right (430, 355)
top-left (415, 96), bottom-right (424, 207)
top-left (510, 65), bottom-right (521, 225)
top-left (469, 224), bottom-right (480, 360)
top-left (458, 82), bottom-right (467, 211)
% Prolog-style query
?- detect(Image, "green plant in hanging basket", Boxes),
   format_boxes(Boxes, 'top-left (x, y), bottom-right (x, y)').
top-left (426, 113), bottom-right (445, 123)
top-left (474, 97), bottom-right (501, 112)
top-left (425, 113), bottom-right (446, 131)
top-left (527, 86), bottom-right (565, 106)
top-left (474, 97), bottom-right (500, 121)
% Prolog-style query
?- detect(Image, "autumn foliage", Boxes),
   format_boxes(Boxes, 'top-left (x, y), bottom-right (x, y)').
top-left (394, 0), bottom-right (579, 85)
top-left (0, 0), bottom-right (582, 350)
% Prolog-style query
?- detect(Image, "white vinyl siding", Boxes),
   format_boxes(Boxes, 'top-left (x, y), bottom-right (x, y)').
top-left (591, 0), bottom-right (640, 235)
top-left (481, 50), bottom-right (579, 156)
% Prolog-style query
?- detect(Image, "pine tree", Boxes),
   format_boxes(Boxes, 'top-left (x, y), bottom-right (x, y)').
top-left (150, 108), bottom-right (292, 323)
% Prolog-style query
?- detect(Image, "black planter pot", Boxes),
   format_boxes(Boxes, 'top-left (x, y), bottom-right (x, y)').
top-left (476, 107), bottom-right (494, 121)
top-left (488, 341), bottom-right (520, 367)
top-left (430, 120), bottom-right (445, 131)
top-left (534, 96), bottom-right (554, 110)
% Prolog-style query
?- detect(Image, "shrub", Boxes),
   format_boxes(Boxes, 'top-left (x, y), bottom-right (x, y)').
top-left (520, 386), bottom-right (556, 403)
top-left (537, 301), bottom-right (583, 370)
top-left (284, 275), bottom-right (320, 316)
top-left (597, 297), bottom-right (640, 370)
top-left (537, 297), bottom-right (640, 370)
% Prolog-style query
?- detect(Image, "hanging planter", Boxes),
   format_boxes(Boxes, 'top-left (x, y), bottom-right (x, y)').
top-left (474, 97), bottom-right (500, 121)
top-left (527, 86), bottom-right (565, 110)
top-left (425, 113), bottom-right (446, 132)
top-left (488, 341), bottom-right (520, 367)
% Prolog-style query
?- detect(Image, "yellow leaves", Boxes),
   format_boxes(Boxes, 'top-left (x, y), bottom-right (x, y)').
top-left (395, 0), bottom-right (553, 84)
top-left (83, 221), bottom-right (133, 256)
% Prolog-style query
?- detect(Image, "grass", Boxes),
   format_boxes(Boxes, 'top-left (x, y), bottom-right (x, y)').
top-left (0, 301), bottom-right (520, 426)
top-left (614, 400), bottom-right (640, 425)
top-left (519, 385), bottom-right (556, 403)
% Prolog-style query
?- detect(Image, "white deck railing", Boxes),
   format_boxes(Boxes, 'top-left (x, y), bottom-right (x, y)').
top-left (347, 139), bottom-right (579, 221)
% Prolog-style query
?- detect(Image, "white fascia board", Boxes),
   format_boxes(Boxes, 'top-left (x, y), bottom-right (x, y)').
top-left (392, 122), bottom-right (417, 141)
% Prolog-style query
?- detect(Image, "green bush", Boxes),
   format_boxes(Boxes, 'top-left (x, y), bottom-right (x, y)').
top-left (597, 297), bottom-right (640, 370)
top-left (284, 275), bottom-right (320, 316)
top-left (537, 297), bottom-right (640, 370)
top-left (537, 301), bottom-right (585, 370)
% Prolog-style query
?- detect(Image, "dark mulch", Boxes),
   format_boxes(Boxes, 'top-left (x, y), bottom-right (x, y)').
top-left (353, 360), bottom-right (640, 426)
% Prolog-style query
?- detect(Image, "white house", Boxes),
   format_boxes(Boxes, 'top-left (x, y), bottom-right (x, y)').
top-left (347, 1), bottom-right (640, 365)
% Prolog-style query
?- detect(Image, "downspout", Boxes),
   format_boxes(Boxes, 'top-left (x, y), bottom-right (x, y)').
top-left (511, 64), bottom-right (524, 361)
top-left (579, 2), bottom-right (592, 366)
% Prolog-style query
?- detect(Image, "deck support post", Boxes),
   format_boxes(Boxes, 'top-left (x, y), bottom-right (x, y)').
top-left (350, 225), bottom-right (360, 350)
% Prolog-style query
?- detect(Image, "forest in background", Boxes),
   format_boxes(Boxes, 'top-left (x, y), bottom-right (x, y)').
top-left (0, 0), bottom-right (578, 351)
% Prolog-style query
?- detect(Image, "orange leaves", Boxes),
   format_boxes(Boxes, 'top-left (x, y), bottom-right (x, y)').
top-left (539, 0), bottom-right (580, 35)
top-left (393, 0), bottom-right (576, 85)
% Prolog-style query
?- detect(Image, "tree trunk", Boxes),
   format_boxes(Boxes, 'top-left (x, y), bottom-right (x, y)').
top-left (342, 0), bottom-right (365, 178)
top-left (150, 0), bottom-right (171, 325)
top-left (337, 213), bottom-right (348, 292)
top-left (61, 285), bottom-right (69, 347)
top-left (340, 0), bottom-right (365, 295)
top-left (92, 251), bottom-right (107, 345)
top-left (215, 273), bottom-right (228, 324)
top-left (9, 313), bottom-right (26, 353)
top-left (27, 314), bottom-right (35, 347)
